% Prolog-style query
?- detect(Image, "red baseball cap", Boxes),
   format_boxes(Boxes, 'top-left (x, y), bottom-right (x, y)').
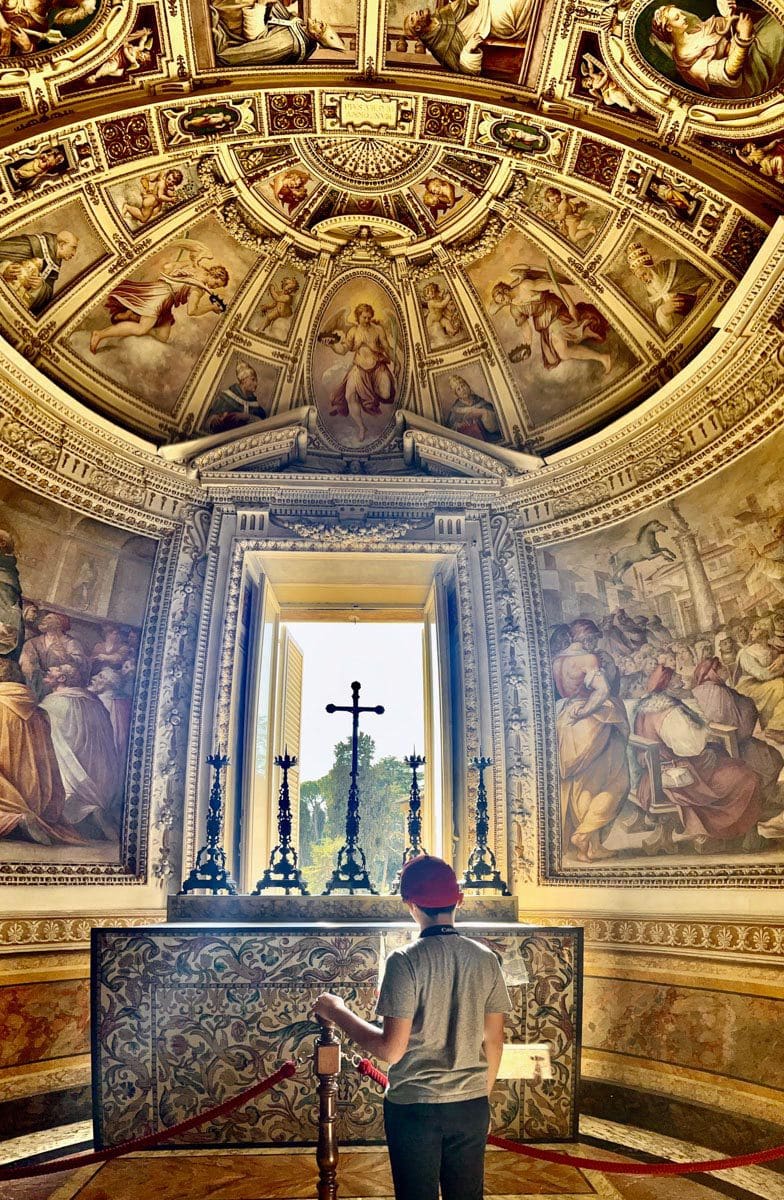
top-left (399, 855), bottom-right (462, 908)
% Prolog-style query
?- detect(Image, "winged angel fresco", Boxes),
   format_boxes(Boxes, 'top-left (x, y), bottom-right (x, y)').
top-left (490, 261), bottom-right (612, 374)
top-left (89, 240), bottom-right (229, 355)
top-left (317, 300), bottom-right (402, 444)
top-left (0, 0), bottom-right (97, 58)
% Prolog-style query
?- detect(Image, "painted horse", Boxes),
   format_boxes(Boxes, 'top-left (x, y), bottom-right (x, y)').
top-left (609, 519), bottom-right (676, 582)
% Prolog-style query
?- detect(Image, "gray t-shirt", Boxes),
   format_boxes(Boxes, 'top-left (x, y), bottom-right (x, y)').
top-left (376, 931), bottom-right (511, 1104)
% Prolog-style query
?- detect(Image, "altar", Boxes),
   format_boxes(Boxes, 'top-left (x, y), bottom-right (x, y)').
top-left (91, 899), bottom-right (582, 1151)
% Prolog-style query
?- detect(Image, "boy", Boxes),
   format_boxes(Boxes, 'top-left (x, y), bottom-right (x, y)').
top-left (313, 854), bottom-right (510, 1200)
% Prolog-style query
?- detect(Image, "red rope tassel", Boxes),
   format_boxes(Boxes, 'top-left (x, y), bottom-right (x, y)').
top-left (0, 1059), bottom-right (298, 1182)
top-left (355, 1058), bottom-right (784, 1177)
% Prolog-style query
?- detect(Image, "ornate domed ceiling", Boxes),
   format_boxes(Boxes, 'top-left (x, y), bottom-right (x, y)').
top-left (0, 0), bottom-right (779, 455)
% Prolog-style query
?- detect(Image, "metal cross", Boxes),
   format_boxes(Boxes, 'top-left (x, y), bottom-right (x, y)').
top-left (323, 681), bottom-right (384, 895)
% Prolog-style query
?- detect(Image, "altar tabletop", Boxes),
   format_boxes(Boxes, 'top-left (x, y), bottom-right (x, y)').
top-left (91, 920), bottom-right (582, 1150)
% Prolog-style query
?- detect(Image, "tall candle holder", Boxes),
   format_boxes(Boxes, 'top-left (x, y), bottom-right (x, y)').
top-left (391, 752), bottom-right (427, 894)
top-left (253, 749), bottom-right (310, 895)
top-left (180, 752), bottom-right (238, 895)
top-left (461, 754), bottom-right (511, 895)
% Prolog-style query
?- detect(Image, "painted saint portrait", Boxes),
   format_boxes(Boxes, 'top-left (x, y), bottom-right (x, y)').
top-left (311, 277), bottom-right (404, 448)
top-left (0, 0), bottom-right (101, 59)
top-left (70, 217), bottom-right (256, 410)
top-left (199, 355), bottom-right (280, 435)
top-left (0, 479), bottom-right (156, 866)
top-left (387, 0), bottom-right (535, 81)
top-left (436, 368), bottom-right (506, 443)
top-left (0, 197), bottom-right (106, 316)
top-left (540, 432), bottom-right (784, 870)
top-left (466, 228), bottom-right (635, 427)
top-left (635, 0), bottom-right (784, 99)
top-left (606, 230), bottom-right (711, 336)
top-left (208, 0), bottom-right (354, 66)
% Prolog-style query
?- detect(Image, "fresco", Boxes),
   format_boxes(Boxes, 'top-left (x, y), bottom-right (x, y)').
top-left (257, 165), bottom-right (317, 217)
top-left (0, 0), bottom-right (100, 59)
top-left (606, 229), bottom-right (712, 336)
top-left (538, 432), bottom-right (784, 868)
top-left (410, 174), bottom-right (471, 224)
top-left (523, 179), bottom-right (607, 249)
top-left (466, 227), bottom-right (636, 426)
top-left (106, 164), bottom-right (199, 234)
top-left (206, 0), bottom-right (357, 66)
top-left (199, 355), bottom-right (280, 435)
top-left (385, 0), bottom-right (542, 83)
top-left (735, 137), bottom-right (784, 183)
top-left (418, 274), bottom-right (466, 349)
top-left (0, 479), bottom-right (156, 863)
top-left (58, 7), bottom-right (160, 96)
top-left (635, 0), bottom-right (784, 99)
top-left (311, 276), bottom-right (404, 448)
top-left (0, 197), bottom-right (106, 316)
top-left (69, 216), bottom-right (257, 410)
top-left (433, 364), bottom-right (507, 444)
top-left (248, 266), bottom-right (306, 342)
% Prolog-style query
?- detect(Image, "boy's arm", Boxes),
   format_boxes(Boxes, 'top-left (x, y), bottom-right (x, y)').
top-left (313, 993), bottom-right (412, 1065)
top-left (483, 1011), bottom-right (505, 1095)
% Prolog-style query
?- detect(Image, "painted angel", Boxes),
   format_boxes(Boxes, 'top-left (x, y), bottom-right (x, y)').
top-left (580, 52), bottom-right (638, 111)
top-left (86, 28), bottom-right (154, 84)
top-left (317, 302), bottom-right (400, 443)
top-left (491, 261), bottom-right (611, 373)
top-left (89, 240), bottom-right (229, 354)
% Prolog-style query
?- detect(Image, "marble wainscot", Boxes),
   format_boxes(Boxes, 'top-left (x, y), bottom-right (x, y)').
top-left (92, 901), bottom-right (582, 1150)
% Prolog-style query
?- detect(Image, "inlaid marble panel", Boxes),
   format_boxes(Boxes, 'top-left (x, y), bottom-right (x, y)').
top-left (92, 924), bottom-right (581, 1148)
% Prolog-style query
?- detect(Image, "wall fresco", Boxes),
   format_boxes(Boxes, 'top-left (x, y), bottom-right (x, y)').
top-left (0, 197), bottom-right (107, 317)
top-left (538, 431), bottom-right (784, 870)
top-left (0, 480), bottom-right (156, 862)
top-left (311, 275), bottom-right (404, 448)
top-left (466, 226), bottom-right (637, 427)
top-left (70, 216), bottom-right (257, 410)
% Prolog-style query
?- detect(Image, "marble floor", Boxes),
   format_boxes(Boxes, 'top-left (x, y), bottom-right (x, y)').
top-left (0, 1119), bottom-right (782, 1200)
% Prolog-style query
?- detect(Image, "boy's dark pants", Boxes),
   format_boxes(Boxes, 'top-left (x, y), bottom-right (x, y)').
top-left (384, 1095), bottom-right (490, 1200)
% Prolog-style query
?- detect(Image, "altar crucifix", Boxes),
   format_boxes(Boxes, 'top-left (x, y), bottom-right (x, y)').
top-left (322, 680), bottom-right (384, 895)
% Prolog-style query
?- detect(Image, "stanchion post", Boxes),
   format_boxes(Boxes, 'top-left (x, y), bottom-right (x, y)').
top-left (315, 1016), bottom-right (341, 1200)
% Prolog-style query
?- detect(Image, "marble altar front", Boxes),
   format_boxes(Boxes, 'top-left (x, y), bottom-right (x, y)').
top-left (92, 915), bottom-right (582, 1151)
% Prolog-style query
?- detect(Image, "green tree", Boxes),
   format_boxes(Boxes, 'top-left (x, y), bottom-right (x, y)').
top-left (298, 735), bottom-right (411, 893)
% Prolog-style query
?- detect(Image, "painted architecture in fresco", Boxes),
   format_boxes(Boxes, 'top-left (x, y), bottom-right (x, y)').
top-left (539, 434), bottom-right (784, 869)
top-left (0, 480), bottom-right (156, 863)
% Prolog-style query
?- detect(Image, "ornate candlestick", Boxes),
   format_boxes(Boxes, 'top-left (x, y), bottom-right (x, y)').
top-left (461, 754), bottom-right (511, 896)
top-left (391, 752), bottom-right (427, 894)
top-left (180, 752), bottom-right (238, 895)
top-left (323, 681), bottom-right (383, 895)
top-left (253, 749), bottom-right (310, 895)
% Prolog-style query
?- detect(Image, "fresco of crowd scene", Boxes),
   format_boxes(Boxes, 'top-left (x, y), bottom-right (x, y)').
top-left (551, 595), bottom-right (784, 865)
top-left (0, 531), bottom-right (138, 850)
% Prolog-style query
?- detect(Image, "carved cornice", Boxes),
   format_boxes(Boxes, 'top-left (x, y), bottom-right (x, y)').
top-left (529, 913), bottom-right (784, 963)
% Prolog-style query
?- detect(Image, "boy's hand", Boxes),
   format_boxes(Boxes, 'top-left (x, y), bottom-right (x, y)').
top-left (312, 992), bottom-right (346, 1023)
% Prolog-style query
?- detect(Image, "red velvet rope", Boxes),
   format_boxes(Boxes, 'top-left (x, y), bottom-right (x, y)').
top-left (355, 1058), bottom-right (784, 1177)
top-left (0, 1060), bottom-right (297, 1182)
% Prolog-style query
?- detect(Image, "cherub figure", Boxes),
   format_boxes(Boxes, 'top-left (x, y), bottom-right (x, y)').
top-left (89, 240), bottom-right (229, 354)
top-left (86, 28), bottom-right (154, 84)
top-left (256, 274), bottom-right (299, 334)
top-left (580, 52), bottom-right (638, 111)
top-left (492, 262), bottom-right (612, 373)
top-left (421, 176), bottom-right (462, 218)
top-left (538, 187), bottom-right (596, 245)
top-left (420, 281), bottom-right (463, 344)
top-left (122, 169), bottom-right (184, 226)
top-left (272, 167), bottom-right (310, 214)
top-left (8, 146), bottom-right (66, 192)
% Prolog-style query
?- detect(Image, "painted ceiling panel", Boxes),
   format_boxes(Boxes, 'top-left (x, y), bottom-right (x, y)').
top-left (0, 0), bottom-right (777, 455)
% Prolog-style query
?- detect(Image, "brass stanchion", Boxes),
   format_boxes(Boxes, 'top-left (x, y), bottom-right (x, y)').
top-left (315, 1017), bottom-right (341, 1200)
